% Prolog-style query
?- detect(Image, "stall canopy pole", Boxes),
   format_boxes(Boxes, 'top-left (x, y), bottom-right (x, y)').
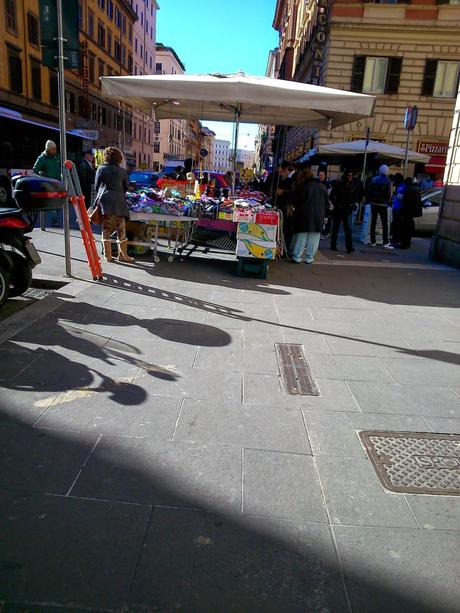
top-left (361, 127), bottom-right (370, 184)
top-left (56, 0), bottom-right (71, 277)
top-left (232, 106), bottom-right (241, 194)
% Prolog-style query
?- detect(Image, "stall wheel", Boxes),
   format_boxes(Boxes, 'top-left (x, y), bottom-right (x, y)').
top-left (154, 255), bottom-right (161, 263)
top-left (167, 255), bottom-right (174, 263)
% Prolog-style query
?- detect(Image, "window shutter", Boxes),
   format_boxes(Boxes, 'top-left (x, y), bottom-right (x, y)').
top-left (422, 59), bottom-right (438, 96)
top-left (351, 56), bottom-right (366, 92)
top-left (385, 57), bottom-right (402, 95)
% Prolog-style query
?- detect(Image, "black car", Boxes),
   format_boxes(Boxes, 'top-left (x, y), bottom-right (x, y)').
top-left (128, 170), bottom-right (159, 190)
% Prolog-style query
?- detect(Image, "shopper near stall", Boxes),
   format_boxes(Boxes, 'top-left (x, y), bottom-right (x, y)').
top-left (275, 161), bottom-right (296, 252)
top-left (290, 168), bottom-right (328, 264)
top-left (390, 173), bottom-right (405, 246)
top-left (78, 149), bottom-right (96, 209)
top-left (33, 139), bottom-right (61, 227)
top-left (318, 170), bottom-right (332, 239)
top-left (398, 177), bottom-right (423, 249)
top-left (94, 146), bottom-right (134, 264)
top-left (366, 164), bottom-right (393, 249)
top-left (329, 170), bottom-right (357, 254)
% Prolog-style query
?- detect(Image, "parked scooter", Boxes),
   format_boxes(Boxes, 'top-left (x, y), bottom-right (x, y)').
top-left (0, 207), bottom-right (41, 307)
top-left (0, 175), bottom-right (67, 308)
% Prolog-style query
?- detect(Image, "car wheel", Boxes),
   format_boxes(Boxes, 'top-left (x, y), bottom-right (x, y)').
top-left (0, 264), bottom-right (10, 307)
top-left (8, 253), bottom-right (33, 297)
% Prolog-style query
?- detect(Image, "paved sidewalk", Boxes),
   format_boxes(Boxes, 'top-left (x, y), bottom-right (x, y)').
top-left (1, 228), bottom-right (460, 612)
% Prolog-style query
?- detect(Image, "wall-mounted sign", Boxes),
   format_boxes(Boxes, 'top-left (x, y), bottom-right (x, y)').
top-left (311, 0), bottom-right (329, 85)
top-left (417, 141), bottom-right (449, 156)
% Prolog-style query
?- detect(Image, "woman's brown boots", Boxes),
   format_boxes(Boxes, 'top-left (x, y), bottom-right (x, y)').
top-left (102, 240), bottom-right (113, 262)
top-left (117, 239), bottom-right (135, 263)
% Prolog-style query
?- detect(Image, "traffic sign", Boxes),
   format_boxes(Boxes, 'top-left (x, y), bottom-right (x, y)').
top-left (200, 148), bottom-right (208, 158)
top-left (404, 105), bottom-right (418, 131)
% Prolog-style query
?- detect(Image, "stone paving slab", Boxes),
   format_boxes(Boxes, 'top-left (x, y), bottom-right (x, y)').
top-left (324, 336), bottom-right (415, 358)
top-left (242, 448), bottom-right (328, 523)
top-left (347, 381), bottom-right (460, 418)
top-left (0, 387), bottom-right (58, 426)
top-left (405, 495), bottom-right (460, 531)
top-left (307, 354), bottom-right (395, 383)
top-left (334, 525), bottom-right (460, 613)
top-left (309, 307), bottom-right (385, 324)
top-left (126, 507), bottom-right (348, 613)
top-left (194, 345), bottom-right (280, 375)
top-left (136, 366), bottom-right (243, 403)
top-left (34, 393), bottom-right (182, 438)
top-left (71, 437), bottom-right (242, 512)
top-left (0, 490), bottom-right (150, 611)
top-left (242, 372), bottom-right (300, 408)
top-left (422, 416), bottom-right (460, 434)
top-left (0, 345), bottom-right (43, 381)
top-left (175, 399), bottom-right (311, 453)
top-left (381, 357), bottom-right (460, 386)
top-left (316, 456), bottom-right (418, 528)
top-left (0, 425), bottom-right (99, 495)
top-left (299, 379), bottom-right (361, 413)
top-left (303, 411), bottom-right (430, 458)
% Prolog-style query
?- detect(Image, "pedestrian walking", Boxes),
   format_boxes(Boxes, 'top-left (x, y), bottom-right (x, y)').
top-left (399, 177), bottom-right (422, 249)
top-left (329, 170), bottom-right (357, 254)
top-left (94, 146), bottom-right (134, 264)
top-left (33, 139), bottom-right (61, 226)
top-left (77, 149), bottom-right (96, 209)
top-left (366, 164), bottom-right (393, 249)
top-left (318, 170), bottom-right (332, 239)
top-left (390, 173), bottom-right (405, 246)
top-left (290, 168), bottom-right (328, 264)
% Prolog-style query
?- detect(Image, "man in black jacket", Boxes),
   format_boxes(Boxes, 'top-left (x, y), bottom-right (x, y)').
top-left (329, 170), bottom-right (357, 254)
top-left (77, 149), bottom-right (96, 209)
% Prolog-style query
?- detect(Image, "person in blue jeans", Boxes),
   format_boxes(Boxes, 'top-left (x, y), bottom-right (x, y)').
top-left (290, 168), bottom-right (328, 264)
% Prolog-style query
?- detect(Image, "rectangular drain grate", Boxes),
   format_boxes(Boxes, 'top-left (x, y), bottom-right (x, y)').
top-left (275, 343), bottom-right (319, 396)
top-left (359, 431), bottom-right (460, 496)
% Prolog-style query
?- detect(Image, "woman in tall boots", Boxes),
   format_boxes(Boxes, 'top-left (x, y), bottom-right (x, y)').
top-left (94, 146), bottom-right (134, 263)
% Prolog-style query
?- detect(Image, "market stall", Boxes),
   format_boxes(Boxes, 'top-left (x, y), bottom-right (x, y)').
top-left (101, 71), bottom-right (375, 275)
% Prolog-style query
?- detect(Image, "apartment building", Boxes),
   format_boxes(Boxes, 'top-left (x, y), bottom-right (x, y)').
top-left (272, 0), bottom-right (460, 178)
top-left (130, 0), bottom-right (158, 170)
top-left (212, 139), bottom-right (231, 173)
top-left (151, 43), bottom-right (188, 171)
top-left (0, 0), bottom-right (137, 170)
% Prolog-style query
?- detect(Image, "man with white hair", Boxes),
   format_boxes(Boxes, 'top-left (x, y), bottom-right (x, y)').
top-left (33, 140), bottom-right (61, 226)
top-left (365, 164), bottom-right (394, 249)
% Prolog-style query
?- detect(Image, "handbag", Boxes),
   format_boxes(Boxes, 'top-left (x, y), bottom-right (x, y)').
top-left (88, 202), bottom-right (102, 225)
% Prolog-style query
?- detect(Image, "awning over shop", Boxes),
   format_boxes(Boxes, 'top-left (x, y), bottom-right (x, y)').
top-left (424, 155), bottom-right (447, 174)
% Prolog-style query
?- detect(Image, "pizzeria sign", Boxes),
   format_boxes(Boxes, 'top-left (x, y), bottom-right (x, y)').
top-left (417, 141), bottom-right (449, 156)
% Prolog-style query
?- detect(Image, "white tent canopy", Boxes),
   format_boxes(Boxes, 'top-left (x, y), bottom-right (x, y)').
top-left (316, 139), bottom-right (430, 163)
top-left (100, 72), bottom-right (375, 129)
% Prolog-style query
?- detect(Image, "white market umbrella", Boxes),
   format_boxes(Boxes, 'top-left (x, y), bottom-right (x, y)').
top-left (316, 139), bottom-right (430, 163)
top-left (100, 72), bottom-right (375, 129)
top-left (101, 72), bottom-right (375, 188)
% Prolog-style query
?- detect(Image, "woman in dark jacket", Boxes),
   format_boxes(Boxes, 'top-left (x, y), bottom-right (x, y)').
top-left (291, 168), bottom-right (328, 264)
top-left (329, 170), bottom-right (357, 254)
top-left (94, 146), bottom-right (134, 263)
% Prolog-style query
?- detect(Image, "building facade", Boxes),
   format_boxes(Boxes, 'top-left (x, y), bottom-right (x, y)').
top-left (151, 43), bottom-right (188, 171)
top-left (130, 0), bottom-right (158, 170)
top-left (272, 0), bottom-right (460, 178)
top-left (212, 139), bottom-right (230, 173)
top-left (0, 0), bottom-right (137, 170)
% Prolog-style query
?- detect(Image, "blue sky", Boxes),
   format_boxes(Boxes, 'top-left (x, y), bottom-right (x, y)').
top-left (156, 0), bottom-right (279, 149)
